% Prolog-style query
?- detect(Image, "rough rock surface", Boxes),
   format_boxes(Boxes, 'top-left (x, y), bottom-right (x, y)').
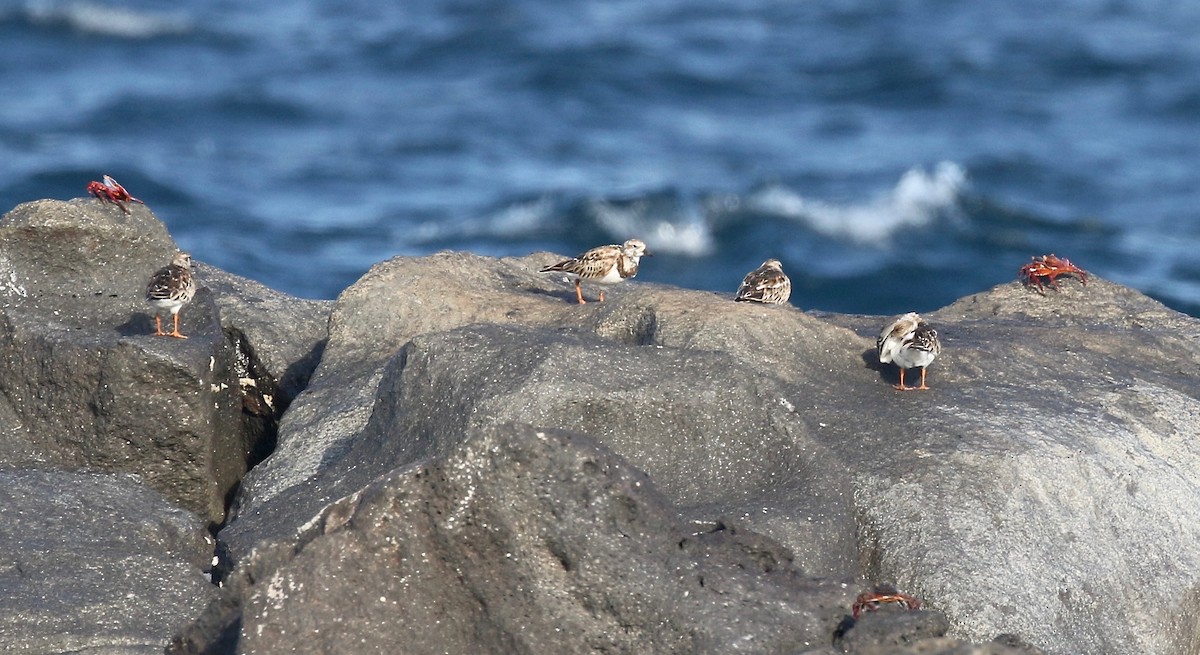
top-left (0, 199), bottom-right (332, 655)
top-left (0, 470), bottom-right (217, 655)
top-left (222, 252), bottom-right (864, 574)
top-left (219, 250), bottom-right (1200, 655)
top-left (5, 198), bottom-right (1200, 654)
top-left (818, 279), bottom-right (1200, 654)
top-left (230, 425), bottom-right (857, 654)
top-left (199, 266), bottom-right (330, 403)
top-left (199, 266), bottom-right (332, 469)
top-left (179, 426), bottom-right (1037, 655)
top-left (0, 199), bottom-right (243, 523)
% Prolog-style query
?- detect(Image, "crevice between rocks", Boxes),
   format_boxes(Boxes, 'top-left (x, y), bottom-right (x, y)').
top-left (206, 328), bottom-right (310, 585)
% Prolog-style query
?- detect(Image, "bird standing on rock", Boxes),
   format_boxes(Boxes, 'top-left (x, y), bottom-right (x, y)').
top-left (146, 252), bottom-right (196, 339)
top-left (734, 258), bottom-right (791, 305)
top-left (876, 312), bottom-right (941, 390)
top-left (539, 239), bottom-right (650, 304)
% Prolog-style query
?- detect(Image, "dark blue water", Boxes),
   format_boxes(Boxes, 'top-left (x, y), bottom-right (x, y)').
top-left (2, 0), bottom-right (1198, 316)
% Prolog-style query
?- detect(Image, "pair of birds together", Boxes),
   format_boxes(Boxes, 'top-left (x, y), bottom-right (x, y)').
top-left (540, 239), bottom-right (941, 391)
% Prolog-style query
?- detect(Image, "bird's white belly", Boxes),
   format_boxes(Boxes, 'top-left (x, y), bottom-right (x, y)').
top-left (892, 347), bottom-right (936, 369)
top-left (594, 266), bottom-right (626, 284)
top-left (150, 298), bottom-right (184, 313)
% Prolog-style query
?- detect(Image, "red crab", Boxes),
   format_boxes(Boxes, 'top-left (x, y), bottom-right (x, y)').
top-left (87, 174), bottom-right (143, 214)
top-left (852, 584), bottom-right (922, 619)
top-left (1019, 254), bottom-right (1088, 293)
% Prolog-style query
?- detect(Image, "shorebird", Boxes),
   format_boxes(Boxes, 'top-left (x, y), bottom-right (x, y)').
top-left (146, 252), bottom-right (196, 339)
top-left (734, 258), bottom-right (791, 305)
top-left (876, 312), bottom-right (941, 390)
top-left (539, 239), bottom-right (650, 304)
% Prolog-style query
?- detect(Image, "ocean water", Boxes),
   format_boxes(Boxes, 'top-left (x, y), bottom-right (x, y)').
top-left (1, 0), bottom-right (1198, 316)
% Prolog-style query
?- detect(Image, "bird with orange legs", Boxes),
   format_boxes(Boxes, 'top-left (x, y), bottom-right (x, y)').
top-left (540, 239), bottom-right (650, 304)
top-left (146, 252), bottom-right (196, 339)
top-left (876, 312), bottom-right (941, 391)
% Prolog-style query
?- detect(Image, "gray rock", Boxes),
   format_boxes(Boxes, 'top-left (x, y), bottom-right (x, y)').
top-left (814, 279), bottom-right (1200, 655)
top-left (222, 252), bottom-right (866, 571)
top-left (0, 470), bottom-right (217, 654)
top-left (216, 424), bottom-right (860, 655)
top-left (199, 266), bottom-right (332, 473)
top-left (199, 266), bottom-right (330, 402)
top-left (0, 199), bottom-right (245, 523)
top-left (221, 251), bottom-right (614, 552)
top-left (219, 251), bottom-right (1200, 654)
top-left (838, 608), bottom-right (952, 652)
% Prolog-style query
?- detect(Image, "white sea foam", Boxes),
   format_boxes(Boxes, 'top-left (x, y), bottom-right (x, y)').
top-left (588, 197), bottom-right (715, 257)
top-left (749, 161), bottom-right (968, 245)
top-left (25, 1), bottom-right (191, 39)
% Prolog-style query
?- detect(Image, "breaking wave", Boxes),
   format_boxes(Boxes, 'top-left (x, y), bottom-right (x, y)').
top-left (747, 161), bottom-right (968, 245)
top-left (585, 193), bottom-right (715, 257)
top-left (21, 1), bottom-right (192, 39)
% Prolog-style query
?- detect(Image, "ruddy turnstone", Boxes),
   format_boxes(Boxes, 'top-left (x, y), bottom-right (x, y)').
top-left (876, 312), bottom-right (941, 391)
top-left (734, 258), bottom-right (791, 304)
top-left (146, 252), bottom-right (196, 339)
top-left (539, 238), bottom-right (650, 304)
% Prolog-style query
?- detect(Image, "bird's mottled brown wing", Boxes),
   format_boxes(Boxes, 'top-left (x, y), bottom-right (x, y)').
top-left (735, 266), bottom-right (791, 304)
top-left (147, 265), bottom-right (195, 304)
top-left (910, 324), bottom-right (940, 357)
top-left (540, 244), bottom-right (621, 279)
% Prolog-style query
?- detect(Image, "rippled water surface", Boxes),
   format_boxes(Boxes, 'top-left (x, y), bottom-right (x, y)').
top-left (1, 0), bottom-right (1197, 316)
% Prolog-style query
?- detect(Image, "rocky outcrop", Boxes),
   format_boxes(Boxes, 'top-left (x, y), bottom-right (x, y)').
top-left (220, 253), bottom-right (865, 578)
top-left (0, 470), bottom-right (216, 655)
top-left (216, 425), bottom-right (859, 654)
top-left (4, 198), bottom-right (1200, 654)
top-left (0, 198), bottom-right (332, 654)
top-left (217, 248), bottom-right (1200, 655)
top-left (0, 199), bottom-right (333, 524)
top-left (0, 199), bottom-right (243, 523)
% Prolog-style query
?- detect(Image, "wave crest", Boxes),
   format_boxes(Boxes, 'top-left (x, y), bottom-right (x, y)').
top-left (586, 192), bottom-right (715, 257)
top-left (748, 161), bottom-right (968, 245)
top-left (25, 1), bottom-right (191, 39)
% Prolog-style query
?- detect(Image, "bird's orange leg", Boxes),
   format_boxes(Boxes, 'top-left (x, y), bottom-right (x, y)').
top-left (169, 313), bottom-right (188, 339)
top-left (893, 368), bottom-right (909, 391)
top-left (574, 280), bottom-right (586, 304)
top-left (916, 367), bottom-right (930, 390)
top-left (598, 290), bottom-right (606, 302)
top-left (154, 315), bottom-right (167, 336)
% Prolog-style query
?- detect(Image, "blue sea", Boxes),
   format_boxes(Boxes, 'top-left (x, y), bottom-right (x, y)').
top-left (1, 0), bottom-right (1198, 316)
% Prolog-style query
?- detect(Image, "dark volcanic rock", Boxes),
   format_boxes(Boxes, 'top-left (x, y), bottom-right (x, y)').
top-left (3, 200), bottom-right (1182, 655)
top-left (0, 199), bottom-right (243, 523)
top-left (200, 266), bottom-right (331, 402)
top-left (813, 279), bottom-right (1200, 654)
top-left (220, 425), bottom-right (858, 655)
top-left (222, 252), bottom-right (864, 578)
top-left (0, 470), bottom-right (217, 654)
top-left (219, 251), bottom-right (1200, 655)
top-left (200, 267), bottom-right (332, 471)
